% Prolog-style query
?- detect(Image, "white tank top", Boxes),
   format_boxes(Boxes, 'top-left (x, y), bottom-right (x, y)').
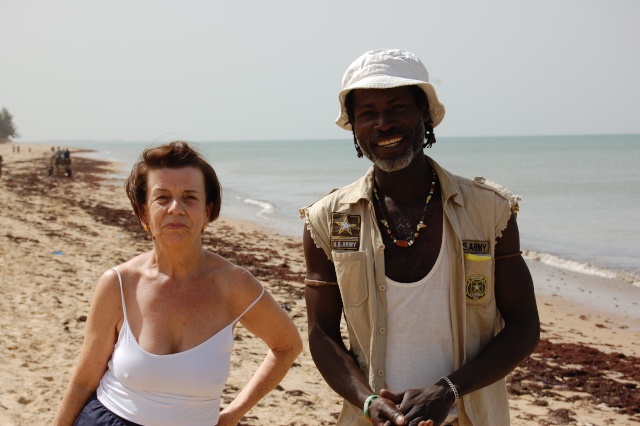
top-left (97, 267), bottom-right (264, 426)
top-left (385, 229), bottom-right (457, 421)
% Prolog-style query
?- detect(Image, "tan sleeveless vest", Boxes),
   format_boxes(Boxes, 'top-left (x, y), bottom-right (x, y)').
top-left (301, 157), bottom-right (520, 425)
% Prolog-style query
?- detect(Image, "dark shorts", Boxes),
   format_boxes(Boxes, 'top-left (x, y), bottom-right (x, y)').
top-left (74, 393), bottom-right (142, 426)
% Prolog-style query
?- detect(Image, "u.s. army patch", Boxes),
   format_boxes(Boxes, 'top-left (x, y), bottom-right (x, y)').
top-left (465, 274), bottom-right (488, 300)
top-left (330, 213), bottom-right (360, 251)
top-left (463, 240), bottom-right (490, 254)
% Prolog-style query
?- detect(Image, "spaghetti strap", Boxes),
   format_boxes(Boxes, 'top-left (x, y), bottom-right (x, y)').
top-left (112, 267), bottom-right (128, 323)
top-left (234, 286), bottom-right (265, 324)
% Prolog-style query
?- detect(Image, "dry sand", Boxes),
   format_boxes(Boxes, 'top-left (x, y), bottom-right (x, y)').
top-left (1, 143), bottom-right (638, 425)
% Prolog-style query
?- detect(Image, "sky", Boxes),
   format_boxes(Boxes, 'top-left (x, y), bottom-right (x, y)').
top-left (1, 1), bottom-right (639, 142)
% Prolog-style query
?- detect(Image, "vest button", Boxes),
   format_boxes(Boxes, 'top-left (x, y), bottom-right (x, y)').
top-left (378, 327), bottom-right (385, 334)
top-left (377, 369), bottom-right (384, 377)
top-left (377, 243), bottom-right (385, 252)
top-left (378, 284), bottom-right (386, 292)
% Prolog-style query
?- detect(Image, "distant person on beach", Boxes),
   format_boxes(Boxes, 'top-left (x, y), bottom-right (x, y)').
top-left (0, 154), bottom-right (3, 178)
top-left (53, 141), bottom-right (302, 426)
top-left (300, 49), bottom-right (540, 426)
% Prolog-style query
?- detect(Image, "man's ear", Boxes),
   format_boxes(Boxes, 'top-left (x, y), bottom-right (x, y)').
top-left (421, 104), bottom-right (432, 126)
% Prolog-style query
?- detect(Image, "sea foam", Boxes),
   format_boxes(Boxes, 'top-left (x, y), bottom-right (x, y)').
top-left (523, 250), bottom-right (640, 287)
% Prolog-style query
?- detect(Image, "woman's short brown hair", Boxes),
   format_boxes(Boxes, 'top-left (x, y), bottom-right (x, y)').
top-left (125, 141), bottom-right (222, 226)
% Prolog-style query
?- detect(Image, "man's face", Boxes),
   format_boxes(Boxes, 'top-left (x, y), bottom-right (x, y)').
top-left (351, 86), bottom-right (427, 173)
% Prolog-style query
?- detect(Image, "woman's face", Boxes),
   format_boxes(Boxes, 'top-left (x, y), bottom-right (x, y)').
top-left (145, 166), bottom-right (212, 246)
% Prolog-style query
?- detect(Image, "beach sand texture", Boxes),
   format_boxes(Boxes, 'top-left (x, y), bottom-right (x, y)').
top-left (1, 143), bottom-right (639, 425)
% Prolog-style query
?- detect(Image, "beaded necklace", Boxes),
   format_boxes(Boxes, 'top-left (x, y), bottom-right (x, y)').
top-left (372, 169), bottom-right (437, 248)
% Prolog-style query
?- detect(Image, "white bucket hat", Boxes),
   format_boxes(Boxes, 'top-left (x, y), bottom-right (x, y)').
top-left (336, 49), bottom-right (445, 131)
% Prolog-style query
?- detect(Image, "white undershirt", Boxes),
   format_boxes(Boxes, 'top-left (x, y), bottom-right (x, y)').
top-left (385, 229), bottom-right (457, 420)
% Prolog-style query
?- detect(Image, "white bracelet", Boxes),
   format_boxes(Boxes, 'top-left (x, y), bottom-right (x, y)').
top-left (441, 376), bottom-right (459, 404)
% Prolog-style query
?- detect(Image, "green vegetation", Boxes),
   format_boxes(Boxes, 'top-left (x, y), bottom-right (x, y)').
top-left (0, 107), bottom-right (19, 142)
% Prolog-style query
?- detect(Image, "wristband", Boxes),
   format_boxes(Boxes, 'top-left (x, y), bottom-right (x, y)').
top-left (441, 376), bottom-right (459, 404)
top-left (363, 394), bottom-right (379, 419)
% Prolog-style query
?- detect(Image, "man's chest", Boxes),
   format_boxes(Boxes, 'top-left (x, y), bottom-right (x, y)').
top-left (380, 202), bottom-right (444, 283)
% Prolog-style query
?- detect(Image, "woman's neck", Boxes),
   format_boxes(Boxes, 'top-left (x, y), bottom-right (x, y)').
top-left (150, 240), bottom-right (208, 280)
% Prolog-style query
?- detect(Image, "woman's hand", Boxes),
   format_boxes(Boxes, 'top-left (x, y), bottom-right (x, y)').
top-left (216, 409), bottom-right (242, 426)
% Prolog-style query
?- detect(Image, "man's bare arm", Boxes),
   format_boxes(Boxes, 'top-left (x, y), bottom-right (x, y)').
top-left (303, 227), bottom-right (406, 425)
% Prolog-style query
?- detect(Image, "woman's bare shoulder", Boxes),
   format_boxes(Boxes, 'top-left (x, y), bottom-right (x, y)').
top-left (205, 251), bottom-right (263, 305)
top-left (98, 252), bottom-right (154, 288)
top-left (112, 251), bottom-right (153, 274)
top-left (92, 252), bottom-right (153, 302)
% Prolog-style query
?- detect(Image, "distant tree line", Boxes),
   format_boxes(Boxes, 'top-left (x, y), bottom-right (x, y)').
top-left (0, 107), bottom-right (19, 143)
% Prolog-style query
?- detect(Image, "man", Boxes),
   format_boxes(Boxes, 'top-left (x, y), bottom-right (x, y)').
top-left (300, 49), bottom-right (540, 426)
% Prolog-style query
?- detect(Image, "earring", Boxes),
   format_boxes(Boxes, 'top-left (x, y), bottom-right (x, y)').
top-left (202, 224), bottom-right (208, 232)
top-left (353, 133), bottom-right (363, 158)
top-left (143, 224), bottom-right (149, 231)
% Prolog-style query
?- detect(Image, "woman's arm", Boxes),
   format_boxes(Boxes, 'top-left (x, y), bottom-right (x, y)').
top-left (218, 270), bottom-right (303, 426)
top-left (52, 269), bottom-right (124, 425)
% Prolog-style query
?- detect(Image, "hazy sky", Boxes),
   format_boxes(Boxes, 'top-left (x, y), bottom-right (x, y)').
top-left (1, 1), bottom-right (639, 142)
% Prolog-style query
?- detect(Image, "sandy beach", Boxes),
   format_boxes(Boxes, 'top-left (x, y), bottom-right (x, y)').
top-left (1, 143), bottom-right (639, 425)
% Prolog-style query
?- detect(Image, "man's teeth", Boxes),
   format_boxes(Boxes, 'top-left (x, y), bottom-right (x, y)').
top-left (377, 137), bottom-right (403, 147)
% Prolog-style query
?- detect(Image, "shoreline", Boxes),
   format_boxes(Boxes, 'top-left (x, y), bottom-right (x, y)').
top-left (23, 140), bottom-right (640, 284)
top-left (1, 143), bottom-right (639, 425)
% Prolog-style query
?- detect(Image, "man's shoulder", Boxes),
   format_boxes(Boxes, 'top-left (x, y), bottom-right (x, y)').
top-left (302, 170), bottom-right (372, 211)
top-left (433, 157), bottom-right (520, 212)
top-left (463, 175), bottom-right (512, 196)
top-left (453, 173), bottom-right (521, 212)
top-left (437, 160), bottom-right (507, 195)
top-left (301, 182), bottom-right (357, 221)
top-left (431, 157), bottom-right (514, 201)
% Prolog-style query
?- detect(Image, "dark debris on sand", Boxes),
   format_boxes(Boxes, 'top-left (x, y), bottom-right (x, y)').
top-left (203, 234), bottom-right (305, 295)
top-left (508, 338), bottom-right (640, 423)
top-left (4, 155), bottom-right (149, 239)
top-left (5, 153), bottom-right (306, 295)
top-left (6, 154), bottom-right (639, 423)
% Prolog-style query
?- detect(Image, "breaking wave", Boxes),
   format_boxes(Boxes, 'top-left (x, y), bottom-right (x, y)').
top-left (243, 197), bottom-right (276, 218)
top-left (523, 250), bottom-right (640, 287)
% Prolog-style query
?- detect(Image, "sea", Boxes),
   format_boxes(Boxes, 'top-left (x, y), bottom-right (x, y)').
top-left (44, 134), bottom-right (640, 286)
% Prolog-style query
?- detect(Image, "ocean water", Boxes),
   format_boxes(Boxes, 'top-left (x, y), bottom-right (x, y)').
top-left (48, 134), bottom-right (640, 284)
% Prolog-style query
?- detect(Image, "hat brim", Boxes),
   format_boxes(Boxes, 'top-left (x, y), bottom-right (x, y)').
top-left (335, 77), bottom-right (445, 131)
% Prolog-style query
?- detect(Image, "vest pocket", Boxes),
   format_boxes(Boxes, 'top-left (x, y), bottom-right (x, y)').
top-left (464, 253), bottom-right (494, 309)
top-left (333, 251), bottom-right (368, 307)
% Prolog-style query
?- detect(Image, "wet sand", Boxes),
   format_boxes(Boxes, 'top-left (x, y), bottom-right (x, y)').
top-left (0, 143), bottom-right (638, 425)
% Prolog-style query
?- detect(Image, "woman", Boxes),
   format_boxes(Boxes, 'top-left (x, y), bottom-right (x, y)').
top-left (53, 141), bottom-right (302, 425)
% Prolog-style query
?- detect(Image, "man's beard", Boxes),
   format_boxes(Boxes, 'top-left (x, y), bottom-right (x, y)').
top-left (358, 121), bottom-right (425, 173)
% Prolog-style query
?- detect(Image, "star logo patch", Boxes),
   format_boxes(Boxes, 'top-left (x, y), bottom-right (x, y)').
top-left (465, 274), bottom-right (488, 301)
top-left (335, 216), bottom-right (357, 235)
top-left (330, 213), bottom-right (361, 251)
